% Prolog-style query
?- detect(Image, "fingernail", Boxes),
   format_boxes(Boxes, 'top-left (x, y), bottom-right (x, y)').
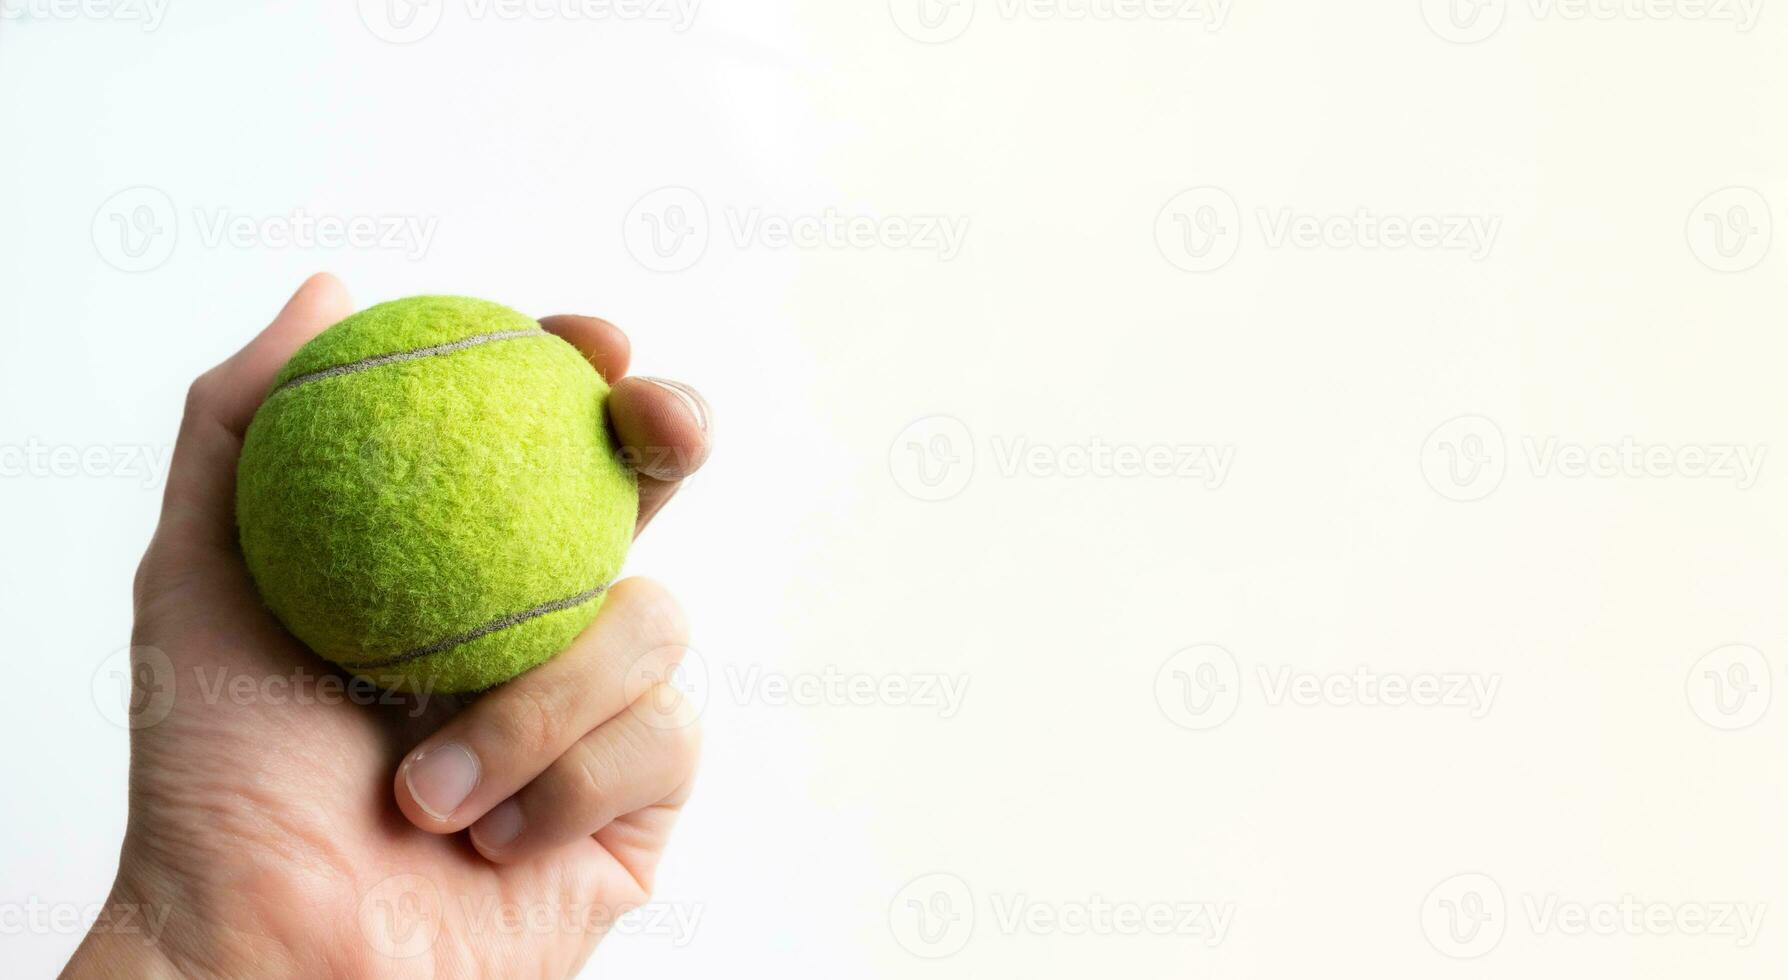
top-left (404, 742), bottom-right (480, 820)
top-left (639, 377), bottom-right (710, 434)
top-left (473, 799), bottom-right (526, 852)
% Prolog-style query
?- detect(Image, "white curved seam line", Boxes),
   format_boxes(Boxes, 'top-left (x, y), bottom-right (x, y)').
top-left (272, 328), bottom-right (546, 394)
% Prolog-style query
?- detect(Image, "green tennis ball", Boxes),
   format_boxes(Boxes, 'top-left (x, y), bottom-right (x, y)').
top-left (236, 295), bottom-right (638, 694)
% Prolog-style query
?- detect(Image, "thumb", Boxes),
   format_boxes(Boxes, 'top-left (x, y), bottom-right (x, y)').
top-left (146, 274), bottom-right (354, 568)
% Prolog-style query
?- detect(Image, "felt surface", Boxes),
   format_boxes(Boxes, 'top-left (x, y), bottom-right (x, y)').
top-left (237, 296), bottom-right (638, 693)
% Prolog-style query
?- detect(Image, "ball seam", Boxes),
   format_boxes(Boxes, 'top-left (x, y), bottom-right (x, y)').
top-left (271, 328), bottom-right (548, 395)
top-left (334, 584), bottom-right (609, 669)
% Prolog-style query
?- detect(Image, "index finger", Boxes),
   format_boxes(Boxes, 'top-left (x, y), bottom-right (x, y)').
top-left (155, 273), bottom-right (354, 552)
top-left (539, 314), bottom-right (630, 382)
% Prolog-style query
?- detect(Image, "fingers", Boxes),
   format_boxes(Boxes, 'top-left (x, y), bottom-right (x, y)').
top-left (538, 312), bottom-right (712, 535)
top-left (393, 578), bottom-right (691, 833)
top-left (609, 377), bottom-right (711, 480)
top-left (205, 273), bottom-right (356, 434)
top-left (148, 274), bottom-right (353, 560)
top-left (540, 314), bottom-right (631, 382)
top-left (609, 377), bottom-right (712, 532)
top-left (469, 682), bottom-right (702, 863)
top-left (592, 797), bottom-right (688, 896)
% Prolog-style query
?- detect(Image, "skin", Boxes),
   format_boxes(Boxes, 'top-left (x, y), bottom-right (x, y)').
top-left (63, 274), bottom-right (714, 978)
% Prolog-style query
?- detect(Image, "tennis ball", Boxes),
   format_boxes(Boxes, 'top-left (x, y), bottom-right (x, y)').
top-left (236, 296), bottom-right (638, 694)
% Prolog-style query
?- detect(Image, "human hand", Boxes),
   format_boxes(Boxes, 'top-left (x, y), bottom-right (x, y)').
top-left (64, 274), bottom-right (713, 979)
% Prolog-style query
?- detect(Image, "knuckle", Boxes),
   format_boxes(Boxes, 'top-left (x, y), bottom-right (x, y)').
top-left (566, 737), bottom-right (623, 819)
top-left (131, 532), bottom-right (198, 618)
top-left (489, 683), bottom-right (562, 757)
top-left (668, 712), bottom-right (703, 760)
top-left (645, 683), bottom-right (704, 753)
top-left (620, 641), bottom-right (686, 705)
top-left (183, 372), bottom-right (220, 418)
top-left (610, 576), bottom-right (691, 648)
top-left (132, 548), bottom-right (157, 606)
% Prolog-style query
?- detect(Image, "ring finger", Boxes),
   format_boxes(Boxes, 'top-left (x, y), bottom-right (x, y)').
top-left (469, 682), bottom-right (703, 862)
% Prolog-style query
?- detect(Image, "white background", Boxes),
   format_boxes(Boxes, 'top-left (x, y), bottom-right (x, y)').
top-left (3, 0), bottom-right (1788, 976)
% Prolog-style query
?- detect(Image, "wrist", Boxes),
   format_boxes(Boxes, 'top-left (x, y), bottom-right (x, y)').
top-left (63, 858), bottom-right (303, 980)
top-left (61, 880), bottom-right (187, 980)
